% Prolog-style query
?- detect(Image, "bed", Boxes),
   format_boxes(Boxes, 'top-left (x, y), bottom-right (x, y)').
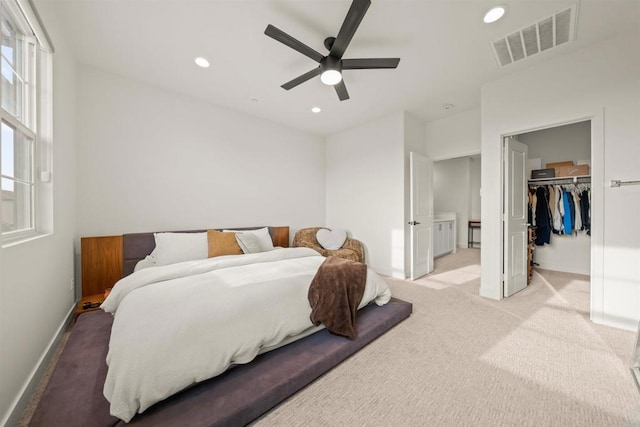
top-left (30, 226), bottom-right (412, 426)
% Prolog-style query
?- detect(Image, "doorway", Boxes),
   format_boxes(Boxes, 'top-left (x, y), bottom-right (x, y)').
top-left (502, 119), bottom-right (592, 298)
top-left (433, 154), bottom-right (481, 257)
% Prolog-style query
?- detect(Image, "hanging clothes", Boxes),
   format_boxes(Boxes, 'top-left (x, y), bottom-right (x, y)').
top-left (529, 189), bottom-right (537, 227)
top-left (535, 186), bottom-right (552, 245)
top-left (562, 187), bottom-right (573, 235)
top-left (572, 190), bottom-right (582, 232)
top-left (551, 185), bottom-right (561, 233)
top-left (580, 188), bottom-right (591, 235)
top-left (547, 185), bottom-right (556, 226)
top-left (527, 181), bottom-right (591, 243)
top-left (555, 186), bottom-right (565, 234)
top-left (569, 189), bottom-right (576, 231)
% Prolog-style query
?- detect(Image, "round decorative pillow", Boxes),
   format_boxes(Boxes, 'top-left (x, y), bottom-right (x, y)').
top-left (316, 228), bottom-right (347, 250)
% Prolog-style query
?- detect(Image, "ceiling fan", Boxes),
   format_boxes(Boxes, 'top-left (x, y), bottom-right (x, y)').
top-left (264, 0), bottom-right (400, 101)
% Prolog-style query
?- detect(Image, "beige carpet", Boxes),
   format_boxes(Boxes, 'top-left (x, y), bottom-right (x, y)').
top-left (20, 248), bottom-right (640, 426)
top-left (255, 249), bottom-right (640, 426)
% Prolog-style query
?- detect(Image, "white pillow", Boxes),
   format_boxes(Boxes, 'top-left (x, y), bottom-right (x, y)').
top-left (223, 227), bottom-right (274, 252)
top-left (235, 233), bottom-right (262, 254)
top-left (153, 232), bottom-right (208, 266)
top-left (134, 249), bottom-right (157, 272)
top-left (316, 228), bottom-right (347, 250)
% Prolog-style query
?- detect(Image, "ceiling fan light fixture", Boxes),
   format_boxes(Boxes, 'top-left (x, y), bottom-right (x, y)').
top-left (483, 5), bottom-right (507, 24)
top-left (320, 55), bottom-right (342, 86)
top-left (264, 0), bottom-right (400, 101)
top-left (320, 69), bottom-right (342, 86)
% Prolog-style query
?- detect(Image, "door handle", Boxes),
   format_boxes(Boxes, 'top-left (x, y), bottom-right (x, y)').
top-left (408, 221), bottom-right (421, 225)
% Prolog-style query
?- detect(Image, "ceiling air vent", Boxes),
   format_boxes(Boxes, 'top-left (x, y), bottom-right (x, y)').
top-left (491, 5), bottom-right (577, 68)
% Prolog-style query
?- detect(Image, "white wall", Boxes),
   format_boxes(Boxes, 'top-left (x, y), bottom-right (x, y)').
top-left (519, 121), bottom-right (591, 167)
top-left (518, 121), bottom-right (591, 275)
top-left (326, 111), bottom-right (405, 277)
top-left (425, 108), bottom-right (481, 160)
top-left (0, 3), bottom-right (78, 423)
top-left (481, 32), bottom-right (640, 330)
top-left (76, 65), bottom-right (326, 238)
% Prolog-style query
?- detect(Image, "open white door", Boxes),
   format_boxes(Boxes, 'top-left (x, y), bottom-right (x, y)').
top-left (410, 152), bottom-right (434, 280)
top-left (503, 137), bottom-right (528, 297)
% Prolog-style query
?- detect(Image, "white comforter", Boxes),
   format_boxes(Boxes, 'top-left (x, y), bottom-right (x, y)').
top-left (100, 247), bottom-right (391, 422)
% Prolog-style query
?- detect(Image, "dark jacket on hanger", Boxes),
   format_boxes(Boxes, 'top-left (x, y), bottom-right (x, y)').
top-left (580, 189), bottom-right (591, 235)
top-left (535, 186), bottom-right (552, 245)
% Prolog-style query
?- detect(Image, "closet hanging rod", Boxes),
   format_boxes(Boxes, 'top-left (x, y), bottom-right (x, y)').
top-left (610, 179), bottom-right (640, 187)
top-left (528, 175), bottom-right (591, 185)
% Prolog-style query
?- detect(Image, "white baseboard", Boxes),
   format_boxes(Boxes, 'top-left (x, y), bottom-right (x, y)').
top-left (2, 302), bottom-right (76, 427)
top-left (592, 313), bottom-right (639, 332)
top-left (535, 262), bottom-right (590, 276)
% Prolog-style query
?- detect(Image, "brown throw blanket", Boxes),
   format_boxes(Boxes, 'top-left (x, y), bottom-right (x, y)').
top-left (308, 256), bottom-right (367, 340)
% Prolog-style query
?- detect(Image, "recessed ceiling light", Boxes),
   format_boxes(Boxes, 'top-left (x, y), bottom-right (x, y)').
top-left (194, 57), bottom-right (210, 68)
top-left (311, 107), bottom-right (322, 113)
top-left (483, 5), bottom-right (507, 24)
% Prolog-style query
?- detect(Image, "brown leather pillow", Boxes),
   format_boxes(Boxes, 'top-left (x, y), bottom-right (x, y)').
top-left (207, 230), bottom-right (243, 257)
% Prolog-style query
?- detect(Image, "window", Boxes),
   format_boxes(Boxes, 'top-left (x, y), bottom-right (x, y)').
top-left (1, 122), bottom-right (33, 232)
top-left (0, 0), bottom-right (52, 243)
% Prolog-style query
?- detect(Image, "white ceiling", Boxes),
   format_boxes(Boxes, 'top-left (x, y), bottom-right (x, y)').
top-left (36, 0), bottom-right (639, 136)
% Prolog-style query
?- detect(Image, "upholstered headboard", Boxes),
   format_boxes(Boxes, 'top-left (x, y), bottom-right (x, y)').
top-left (121, 226), bottom-right (290, 277)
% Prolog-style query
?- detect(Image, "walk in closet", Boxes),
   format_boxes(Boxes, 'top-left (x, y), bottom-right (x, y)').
top-left (517, 120), bottom-right (591, 276)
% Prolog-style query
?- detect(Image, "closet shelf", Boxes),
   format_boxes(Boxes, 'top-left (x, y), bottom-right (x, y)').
top-left (528, 175), bottom-right (590, 185)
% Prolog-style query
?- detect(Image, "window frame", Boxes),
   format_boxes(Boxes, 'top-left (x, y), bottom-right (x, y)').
top-left (0, 0), bottom-right (52, 246)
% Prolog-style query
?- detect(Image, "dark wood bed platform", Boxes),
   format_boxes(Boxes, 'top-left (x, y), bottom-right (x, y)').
top-left (30, 226), bottom-right (412, 426)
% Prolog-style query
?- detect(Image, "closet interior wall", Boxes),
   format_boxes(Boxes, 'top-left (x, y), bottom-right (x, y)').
top-left (517, 121), bottom-right (591, 275)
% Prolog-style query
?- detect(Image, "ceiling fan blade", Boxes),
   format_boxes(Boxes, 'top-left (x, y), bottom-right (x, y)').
top-left (334, 80), bottom-right (350, 101)
top-left (265, 24), bottom-right (324, 63)
top-left (342, 58), bottom-right (400, 69)
top-left (281, 67), bottom-right (321, 90)
top-left (330, 0), bottom-right (371, 59)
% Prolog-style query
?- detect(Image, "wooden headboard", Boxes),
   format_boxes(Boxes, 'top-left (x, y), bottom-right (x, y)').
top-left (81, 226), bottom-right (290, 297)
